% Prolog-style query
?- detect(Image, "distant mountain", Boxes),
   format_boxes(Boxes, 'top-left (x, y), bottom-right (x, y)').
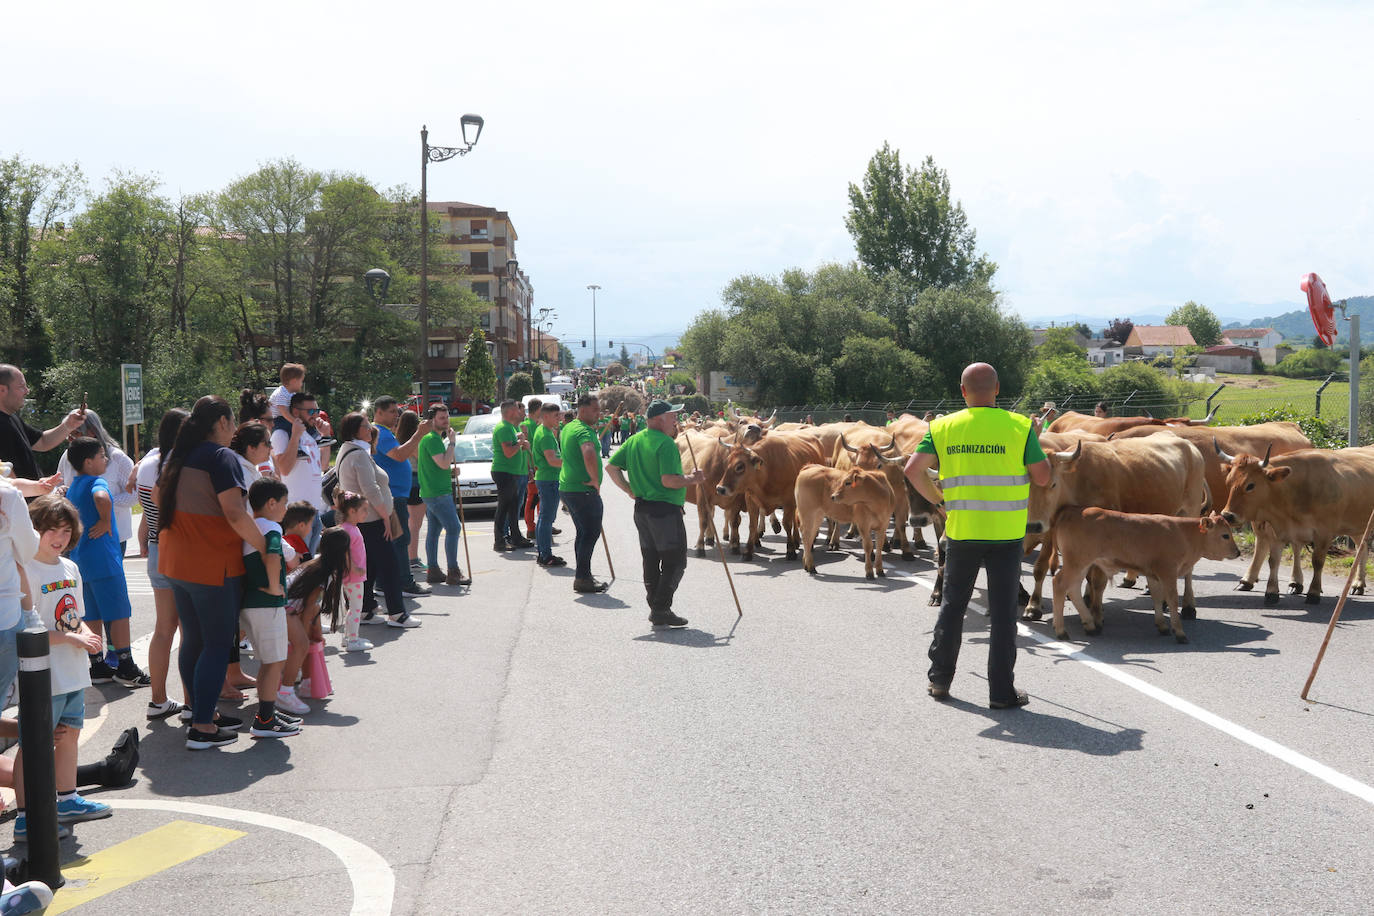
top-left (1223, 295), bottom-right (1374, 345)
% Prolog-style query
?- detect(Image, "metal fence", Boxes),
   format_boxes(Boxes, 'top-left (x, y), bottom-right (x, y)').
top-left (764, 375), bottom-right (1364, 440)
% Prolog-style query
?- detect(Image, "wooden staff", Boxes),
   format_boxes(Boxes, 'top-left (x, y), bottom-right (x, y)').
top-left (1301, 505), bottom-right (1374, 700)
top-left (451, 455), bottom-right (473, 580)
top-left (601, 526), bottom-right (616, 584)
top-left (686, 434), bottom-right (743, 617)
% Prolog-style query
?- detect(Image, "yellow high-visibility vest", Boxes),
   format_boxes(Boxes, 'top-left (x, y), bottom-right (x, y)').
top-left (930, 408), bottom-right (1031, 541)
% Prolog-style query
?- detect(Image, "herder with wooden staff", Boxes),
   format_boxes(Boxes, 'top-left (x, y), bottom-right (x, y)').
top-left (605, 400), bottom-right (703, 628)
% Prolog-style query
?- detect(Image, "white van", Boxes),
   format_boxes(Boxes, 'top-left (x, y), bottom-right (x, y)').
top-left (546, 376), bottom-right (575, 397)
top-left (522, 393), bottom-right (570, 415)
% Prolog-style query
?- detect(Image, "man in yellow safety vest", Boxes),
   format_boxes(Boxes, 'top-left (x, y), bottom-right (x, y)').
top-left (904, 363), bottom-right (1051, 709)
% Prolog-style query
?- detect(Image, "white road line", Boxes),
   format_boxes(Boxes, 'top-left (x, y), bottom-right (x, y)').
top-left (110, 799), bottom-right (395, 915)
top-left (904, 573), bottom-right (1374, 807)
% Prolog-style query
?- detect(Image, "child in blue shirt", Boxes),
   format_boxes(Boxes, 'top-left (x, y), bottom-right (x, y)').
top-left (66, 437), bottom-right (148, 688)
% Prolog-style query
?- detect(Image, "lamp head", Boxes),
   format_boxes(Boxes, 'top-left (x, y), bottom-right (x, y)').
top-left (363, 268), bottom-right (391, 302)
top-left (460, 113), bottom-right (484, 148)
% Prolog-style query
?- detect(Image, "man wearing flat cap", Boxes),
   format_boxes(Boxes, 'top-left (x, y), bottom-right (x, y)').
top-left (606, 400), bottom-right (704, 628)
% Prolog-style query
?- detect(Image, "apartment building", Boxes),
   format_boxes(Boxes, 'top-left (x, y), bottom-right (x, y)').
top-left (426, 201), bottom-right (533, 399)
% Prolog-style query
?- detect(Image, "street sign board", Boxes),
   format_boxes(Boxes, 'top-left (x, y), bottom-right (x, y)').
top-left (121, 363), bottom-right (143, 427)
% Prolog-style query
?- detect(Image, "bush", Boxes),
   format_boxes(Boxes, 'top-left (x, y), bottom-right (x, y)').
top-left (1098, 361), bottom-right (1173, 413)
top-left (531, 365), bottom-right (545, 394)
top-left (680, 394), bottom-right (711, 415)
top-left (1236, 405), bottom-right (1347, 449)
top-left (1273, 347), bottom-right (1343, 379)
top-left (1022, 356), bottom-right (1101, 411)
top-left (506, 372), bottom-right (533, 401)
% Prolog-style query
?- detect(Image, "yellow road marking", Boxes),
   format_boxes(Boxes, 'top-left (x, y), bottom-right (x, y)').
top-left (48, 820), bottom-right (245, 914)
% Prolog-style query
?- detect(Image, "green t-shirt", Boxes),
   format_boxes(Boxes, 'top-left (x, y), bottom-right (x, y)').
top-left (558, 419), bottom-right (602, 492)
top-left (243, 528), bottom-right (286, 608)
top-left (531, 423), bottom-right (562, 482)
top-left (609, 428), bottom-right (684, 506)
top-left (635, 415), bottom-right (647, 433)
top-left (491, 420), bottom-right (528, 475)
top-left (417, 430), bottom-right (452, 499)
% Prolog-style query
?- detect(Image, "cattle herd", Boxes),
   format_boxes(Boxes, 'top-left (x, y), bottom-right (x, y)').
top-left (673, 405), bottom-right (1374, 644)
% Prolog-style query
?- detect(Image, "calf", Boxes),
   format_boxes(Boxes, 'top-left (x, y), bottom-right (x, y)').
top-left (1051, 506), bottom-right (1240, 643)
top-left (826, 467), bottom-right (897, 579)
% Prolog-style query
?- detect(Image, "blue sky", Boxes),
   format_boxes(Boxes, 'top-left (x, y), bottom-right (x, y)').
top-left (7, 1), bottom-right (1374, 357)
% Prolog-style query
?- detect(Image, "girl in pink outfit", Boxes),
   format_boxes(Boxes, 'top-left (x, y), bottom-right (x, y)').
top-left (334, 491), bottom-right (371, 653)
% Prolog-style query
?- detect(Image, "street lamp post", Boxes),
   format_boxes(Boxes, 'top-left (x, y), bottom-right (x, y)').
top-left (586, 284), bottom-right (601, 368)
top-left (498, 258), bottom-right (518, 398)
top-left (420, 114), bottom-right (483, 405)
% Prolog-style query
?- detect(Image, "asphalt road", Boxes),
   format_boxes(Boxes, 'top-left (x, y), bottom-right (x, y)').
top-left (11, 488), bottom-right (1374, 914)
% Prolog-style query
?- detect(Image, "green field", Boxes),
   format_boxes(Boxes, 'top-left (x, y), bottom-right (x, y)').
top-left (1182, 374), bottom-right (1352, 423)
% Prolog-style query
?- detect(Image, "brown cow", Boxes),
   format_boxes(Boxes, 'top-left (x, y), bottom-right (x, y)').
top-left (1216, 445), bottom-right (1374, 604)
top-left (794, 465), bottom-right (895, 578)
top-left (1110, 421), bottom-right (1312, 594)
top-left (714, 433), bottom-right (826, 560)
top-left (1020, 431), bottom-right (1107, 615)
top-left (678, 429), bottom-right (745, 556)
top-left (1048, 407), bottom-right (1217, 437)
top-left (1051, 506), bottom-right (1241, 642)
top-left (1028, 433), bottom-right (1210, 622)
top-left (833, 432), bottom-right (917, 558)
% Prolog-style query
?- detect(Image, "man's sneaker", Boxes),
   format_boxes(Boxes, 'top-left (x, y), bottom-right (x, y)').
top-left (989, 689), bottom-right (1030, 710)
top-left (493, 540), bottom-right (511, 552)
top-left (186, 726), bottom-right (239, 750)
top-left (250, 714), bottom-right (302, 739)
top-left (361, 608), bottom-right (383, 625)
top-left (146, 698), bottom-right (185, 720)
top-left (56, 794), bottom-right (113, 824)
top-left (343, 636), bottom-right (374, 653)
top-left (89, 659), bottom-right (116, 685)
top-left (0, 879), bottom-right (55, 914)
top-left (649, 611), bottom-right (689, 628)
top-left (410, 557), bottom-right (426, 570)
top-left (113, 661), bottom-right (152, 688)
top-left (100, 726), bottom-right (140, 787)
top-left (13, 816), bottom-right (71, 842)
top-left (179, 710), bottom-right (244, 730)
top-left (508, 537), bottom-right (534, 549)
top-left (551, 526), bottom-right (563, 535)
top-left (239, 637), bottom-right (254, 654)
top-left (401, 581), bottom-right (432, 596)
top-left (537, 555), bottom-right (567, 568)
top-left (446, 568), bottom-right (472, 586)
top-left (573, 578), bottom-right (610, 594)
top-left (275, 710), bottom-right (303, 726)
top-left (276, 687), bottom-right (310, 715)
top-left (426, 567), bottom-right (446, 585)
top-left (386, 613), bottom-right (421, 629)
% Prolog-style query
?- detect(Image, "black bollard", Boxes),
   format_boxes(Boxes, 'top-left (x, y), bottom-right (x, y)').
top-left (17, 625), bottom-right (64, 890)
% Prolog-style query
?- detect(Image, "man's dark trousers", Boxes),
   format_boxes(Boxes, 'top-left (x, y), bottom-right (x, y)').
top-left (633, 499), bottom-right (687, 613)
top-left (927, 538), bottom-right (1022, 704)
top-left (560, 490), bottom-right (603, 580)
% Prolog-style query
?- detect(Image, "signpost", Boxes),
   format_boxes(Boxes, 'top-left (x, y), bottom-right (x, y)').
top-left (121, 363), bottom-right (143, 456)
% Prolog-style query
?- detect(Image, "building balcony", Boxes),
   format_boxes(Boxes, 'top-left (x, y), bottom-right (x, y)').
top-left (426, 357), bottom-right (463, 372)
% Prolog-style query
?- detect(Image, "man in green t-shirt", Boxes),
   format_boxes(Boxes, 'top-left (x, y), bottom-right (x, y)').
top-left (607, 400), bottom-right (703, 628)
top-left (531, 402), bottom-right (566, 568)
top-left (491, 399), bottom-right (532, 551)
top-left (417, 403), bottom-right (471, 586)
top-left (558, 394), bottom-right (609, 592)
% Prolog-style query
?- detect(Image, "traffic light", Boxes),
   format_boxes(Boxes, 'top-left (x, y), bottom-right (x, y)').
top-left (608, 340), bottom-right (614, 346)
top-left (581, 340), bottom-right (586, 348)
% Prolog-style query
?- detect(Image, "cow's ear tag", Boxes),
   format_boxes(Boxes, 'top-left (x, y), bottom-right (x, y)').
top-left (850, 478), bottom-right (859, 488)
top-left (1198, 519), bottom-right (1208, 532)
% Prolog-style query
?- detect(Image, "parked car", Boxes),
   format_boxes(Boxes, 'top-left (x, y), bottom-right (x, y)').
top-left (452, 430), bottom-right (497, 511)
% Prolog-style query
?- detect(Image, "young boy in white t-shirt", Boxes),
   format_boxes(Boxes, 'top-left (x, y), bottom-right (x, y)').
top-left (15, 494), bottom-right (113, 840)
top-left (241, 478), bottom-right (300, 738)
top-left (268, 362), bottom-right (307, 422)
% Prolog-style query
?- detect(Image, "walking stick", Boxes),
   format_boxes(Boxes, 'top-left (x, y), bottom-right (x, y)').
top-left (451, 459), bottom-right (472, 579)
top-left (686, 436), bottom-right (743, 617)
top-left (1301, 505), bottom-right (1374, 700)
top-left (601, 525), bottom-right (616, 584)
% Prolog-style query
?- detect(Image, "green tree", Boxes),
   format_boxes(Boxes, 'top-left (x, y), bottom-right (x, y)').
top-left (905, 281), bottom-right (1033, 397)
top-left (619, 343), bottom-right (630, 366)
top-left (832, 335), bottom-right (941, 401)
top-left (557, 343), bottom-right (574, 369)
top-left (679, 309), bottom-right (729, 375)
top-left (456, 329), bottom-right (496, 403)
top-left (1097, 361), bottom-right (1171, 412)
top-left (845, 143), bottom-right (995, 287)
top-left (530, 364), bottom-right (545, 394)
top-left (1273, 347), bottom-right (1342, 379)
top-left (1022, 356), bottom-right (1102, 409)
top-left (506, 371), bottom-right (533, 401)
top-left (1037, 327), bottom-right (1087, 362)
top-left (1166, 300), bottom-right (1223, 348)
top-left (0, 155), bottom-right (84, 386)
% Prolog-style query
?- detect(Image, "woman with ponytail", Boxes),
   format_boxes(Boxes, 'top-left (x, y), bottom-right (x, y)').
top-left (157, 396), bottom-right (266, 751)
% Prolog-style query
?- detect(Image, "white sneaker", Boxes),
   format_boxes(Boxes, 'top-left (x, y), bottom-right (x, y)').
top-left (343, 636), bottom-right (374, 653)
top-left (386, 613), bottom-right (422, 629)
top-left (239, 638), bottom-right (253, 654)
top-left (276, 687), bottom-right (310, 715)
top-left (298, 678), bottom-right (311, 696)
